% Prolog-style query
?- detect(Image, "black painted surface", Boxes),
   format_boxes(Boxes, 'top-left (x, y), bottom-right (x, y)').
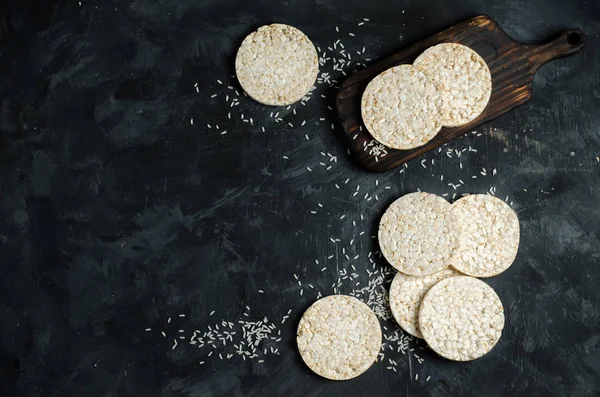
top-left (1, 0), bottom-right (599, 396)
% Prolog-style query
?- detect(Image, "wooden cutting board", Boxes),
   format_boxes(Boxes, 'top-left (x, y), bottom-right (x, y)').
top-left (336, 15), bottom-right (587, 172)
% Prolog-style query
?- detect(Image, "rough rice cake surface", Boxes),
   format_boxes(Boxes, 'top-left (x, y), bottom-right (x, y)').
top-left (235, 24), bottom-right (318, 106)
top-left (361, 65), bottom-right (442, 150)
top-left (379, 192), bottom-right (455, 276)
top-left (389, 268), bottom-right (459, 338)
top-left (419, 276), bottom-right (505, 361)
top-left (449, 194), bottom-right (520, 277)
top-left (297, 295), bottom-right (381, 380)
top-left (414, 43), bottom-right (492, 127)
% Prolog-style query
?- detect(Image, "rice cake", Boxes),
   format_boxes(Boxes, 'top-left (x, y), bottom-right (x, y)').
top-left (235, 24), bottom-right (318, 106)
top-left (414, 43), bottom-right (491, 127)
top-left (389, 268), bottom-right (459, 338)
top-left (419, 276), bottom-right (505, 361)
top-left (449, 194), bottom-right (520, 277)
top-left (379, 192), bottom-right (455, 276)
top-left (297, 295), bottom-right (381, 380)
top-left (361, 65), bottom-right (442, 150)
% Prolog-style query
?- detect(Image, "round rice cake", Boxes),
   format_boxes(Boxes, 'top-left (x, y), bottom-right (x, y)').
top-left (361, 65), bottom-right (442, 150)
top-left (389, 268), bottom-right (459, 338)
top-left (419, 276), bottom-right (505, 361)
top-left (414, 43), bottom-right (491, 127)
top-left (449, 194), bottom-right (520, 277)
top-left (235, 24), bottom-right (318, 106)
top-left (297, 295), bottom-right (381, 380)
top-left (378, 192), bottom-right (455, 276)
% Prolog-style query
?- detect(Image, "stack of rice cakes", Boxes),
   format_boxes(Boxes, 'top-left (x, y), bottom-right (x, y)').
top-left (362, 43), bottom-right (492, 150)
top-left (383, 192), bottom-right (519, 361)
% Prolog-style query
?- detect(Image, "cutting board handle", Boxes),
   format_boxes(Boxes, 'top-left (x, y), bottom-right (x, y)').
top-left (528, 29), bottom-right (587, 72)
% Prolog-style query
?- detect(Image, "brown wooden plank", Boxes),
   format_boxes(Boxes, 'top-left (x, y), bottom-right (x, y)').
top-left (336, 15), bottom-right (587, 172)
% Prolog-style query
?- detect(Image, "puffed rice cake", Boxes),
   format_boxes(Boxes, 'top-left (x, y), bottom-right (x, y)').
top-left (379, 192), bottom-right (455, 276)
top-left (419, 276), bottom-right (505, 361)
top-left (297, 295), bottom-right (381, 380)
top-left (449, 194), bottom-right (520, 277)
top-left (235, 24), bottom-right (318, 106)
top-left (361, 65), bottom-right (442, 150)
top-left (414, 43), bottom-right (491, 127)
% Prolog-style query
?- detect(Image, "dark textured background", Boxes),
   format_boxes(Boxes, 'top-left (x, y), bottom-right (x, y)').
top-left (1, 0), bottom-right (599, 396)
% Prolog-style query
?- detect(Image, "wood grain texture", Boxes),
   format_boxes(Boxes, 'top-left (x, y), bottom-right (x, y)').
top-left (336, 15), bottom-right (587, 172)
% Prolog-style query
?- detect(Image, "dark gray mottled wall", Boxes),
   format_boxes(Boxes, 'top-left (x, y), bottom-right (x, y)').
top-left (0, 0), bottom-right (599, 396)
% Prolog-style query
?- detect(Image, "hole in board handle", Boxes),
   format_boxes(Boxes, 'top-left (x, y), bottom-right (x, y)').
top-left (567, 32), bottom-right (582, 46)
